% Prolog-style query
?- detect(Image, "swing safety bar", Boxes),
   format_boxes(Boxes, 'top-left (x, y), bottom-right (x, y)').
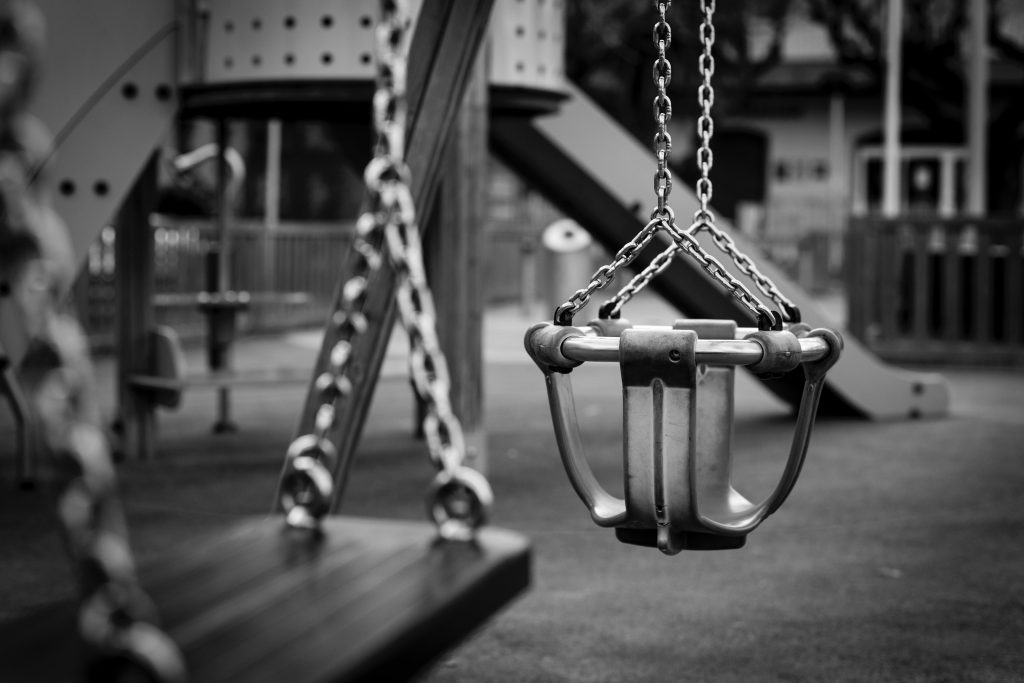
top-left (559, 327), bottom-right (832, 366)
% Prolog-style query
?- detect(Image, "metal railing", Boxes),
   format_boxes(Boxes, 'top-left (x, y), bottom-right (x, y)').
top-left (70, 217), bottom-right (354, 351)
top-left (845, 216), bottom-right (1024, 364)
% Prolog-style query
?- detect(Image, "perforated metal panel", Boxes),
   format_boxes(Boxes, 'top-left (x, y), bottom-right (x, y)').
top-left (195, 0), bottom-right (421, 84)
top-left (187, 0), bottom-right (565, 98)
top-left (32, 0), bottom-right (179, 265)
top-left (488, 0), bottom-right (566, 93)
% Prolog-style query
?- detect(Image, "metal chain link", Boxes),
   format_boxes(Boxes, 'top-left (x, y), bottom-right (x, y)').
top-left (595, 0), bottom-right (800, 328)
top-left (694, 0), bottom-right (716, 220)
top-left (553, 214), bottom-right (664, 325)
top-left (602, 216), bottom-right (778, 325)
top-left (35, 327), bottom-right (187, 682)
top-left (279, 0), bottom-right (491, 541)
top-left (0, 3), bottom-right (185, 679)
top-left (652, 0), bottom-right (673, 217)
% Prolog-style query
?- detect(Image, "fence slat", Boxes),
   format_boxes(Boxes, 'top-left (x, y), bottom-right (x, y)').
top-left (942, 223), bottom-right (962, 342)
top-left (912, 225), bottom-right (930, 341)
top-left (1006, 231), bottom-right (1023, 345)
top-left (845, 219), bottom-right (865, 337)
top-left (878, 222), bottom-right (900, 341)
top-left (973, 230), bottom-right (992, 344)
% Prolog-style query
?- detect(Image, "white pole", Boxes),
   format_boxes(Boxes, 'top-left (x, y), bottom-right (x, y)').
top-left (882, 0), bottom-right (903, 218)
top-left (966, 0), bottom-right (988, 215)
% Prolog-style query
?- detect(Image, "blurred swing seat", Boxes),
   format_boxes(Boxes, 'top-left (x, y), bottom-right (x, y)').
top-left (0, 516), bottom-right (530, 682)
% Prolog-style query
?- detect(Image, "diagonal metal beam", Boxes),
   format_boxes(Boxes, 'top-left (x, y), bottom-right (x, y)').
top-left (279, 0), bottom-right (496, 509)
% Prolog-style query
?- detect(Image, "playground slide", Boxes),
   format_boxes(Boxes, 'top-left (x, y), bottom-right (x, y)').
top-left (31, 0), bottom-right (179, 264)
top-left (492, 84), bottom-right (949, 419)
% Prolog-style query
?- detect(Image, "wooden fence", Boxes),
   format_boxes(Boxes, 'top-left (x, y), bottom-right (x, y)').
top-left (846, 216), bottom-right (1024, 364)
top-left (70, 217), bottom-right (353, 351)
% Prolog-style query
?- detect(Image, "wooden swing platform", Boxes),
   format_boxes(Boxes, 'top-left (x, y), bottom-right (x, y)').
top-left (0, 517), bottom-right (530, 682)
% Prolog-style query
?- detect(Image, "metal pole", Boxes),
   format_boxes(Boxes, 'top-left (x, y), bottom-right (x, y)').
top-left (265, 119), bottom-right (281, 231)
top-left (213, 119), bottom-right (232, 432)
top-left (215, 118), bottom-right (230, 294)
top-left (264, 119), bottom-right (281, 297)
top-left (882, 0), bottom-right (903, 218)
top-left (966, 0), bottom-right (988, 215)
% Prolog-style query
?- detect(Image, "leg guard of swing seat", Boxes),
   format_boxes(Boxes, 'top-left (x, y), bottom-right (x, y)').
top-left (618, 325), bottom-right (755, 554)
top-left (617, 320), bottom-right (749, 552)
top-left (0, 516), bottom-right (530, 683)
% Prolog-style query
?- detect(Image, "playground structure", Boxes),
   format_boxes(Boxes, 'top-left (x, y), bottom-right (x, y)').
top-left (21, 0), bottom-right (948, 469)
top-left (0, 0), bottom-right (960, 680)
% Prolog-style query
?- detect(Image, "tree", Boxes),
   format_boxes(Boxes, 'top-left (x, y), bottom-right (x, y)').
top-left (565, 0), bottom-right (792, 145)
top-left (805, 0), bottom-right (1024, 213)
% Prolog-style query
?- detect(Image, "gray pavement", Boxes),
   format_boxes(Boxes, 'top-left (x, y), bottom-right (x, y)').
top-left (4, 291), bottom-right (1024, 682)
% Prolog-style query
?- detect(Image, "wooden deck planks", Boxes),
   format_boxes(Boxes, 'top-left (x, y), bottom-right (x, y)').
top-left (0, 516), bottom-right (530, 683)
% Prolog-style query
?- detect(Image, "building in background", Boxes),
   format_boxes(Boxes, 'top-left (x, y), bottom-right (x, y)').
top-left (716, 1), bottom-right (1024, 288)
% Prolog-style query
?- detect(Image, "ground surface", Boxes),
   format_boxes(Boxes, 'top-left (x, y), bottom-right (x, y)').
top-left (1, 297), bottom-right (1022, 682)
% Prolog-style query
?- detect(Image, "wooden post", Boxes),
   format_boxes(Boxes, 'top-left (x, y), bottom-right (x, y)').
top-left (882, 0), bottom-right (903, 218)
top-left (116, 155), bottom-right (159, 459)
top-left (425, 48), bottom-right (488, 472)
top-left (966, 0), bottom-right (988, 215)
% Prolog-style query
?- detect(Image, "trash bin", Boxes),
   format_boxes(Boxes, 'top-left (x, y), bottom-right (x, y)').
top-left (542, 219), bottom-right (595, 322)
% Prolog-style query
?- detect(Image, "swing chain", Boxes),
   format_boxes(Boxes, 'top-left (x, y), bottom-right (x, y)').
top-left (694, 0), bottom-right (715, 220)
top-left (280, 0), bottom-right (491, 540)
top-left (596, 0), bottom-right (800, 328)
top-left (688, 0), bottom-right (799, 319)
top-left (555, 0), bottom-right (774, 326)
top-left (653, 0), bottom-right (673, 217)
top-left (553, 216), bottom-right (663, 325)
top-left (602, 216), bottom-right (781, 327)
top-left (0, 3), bottom-right (185, 678)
